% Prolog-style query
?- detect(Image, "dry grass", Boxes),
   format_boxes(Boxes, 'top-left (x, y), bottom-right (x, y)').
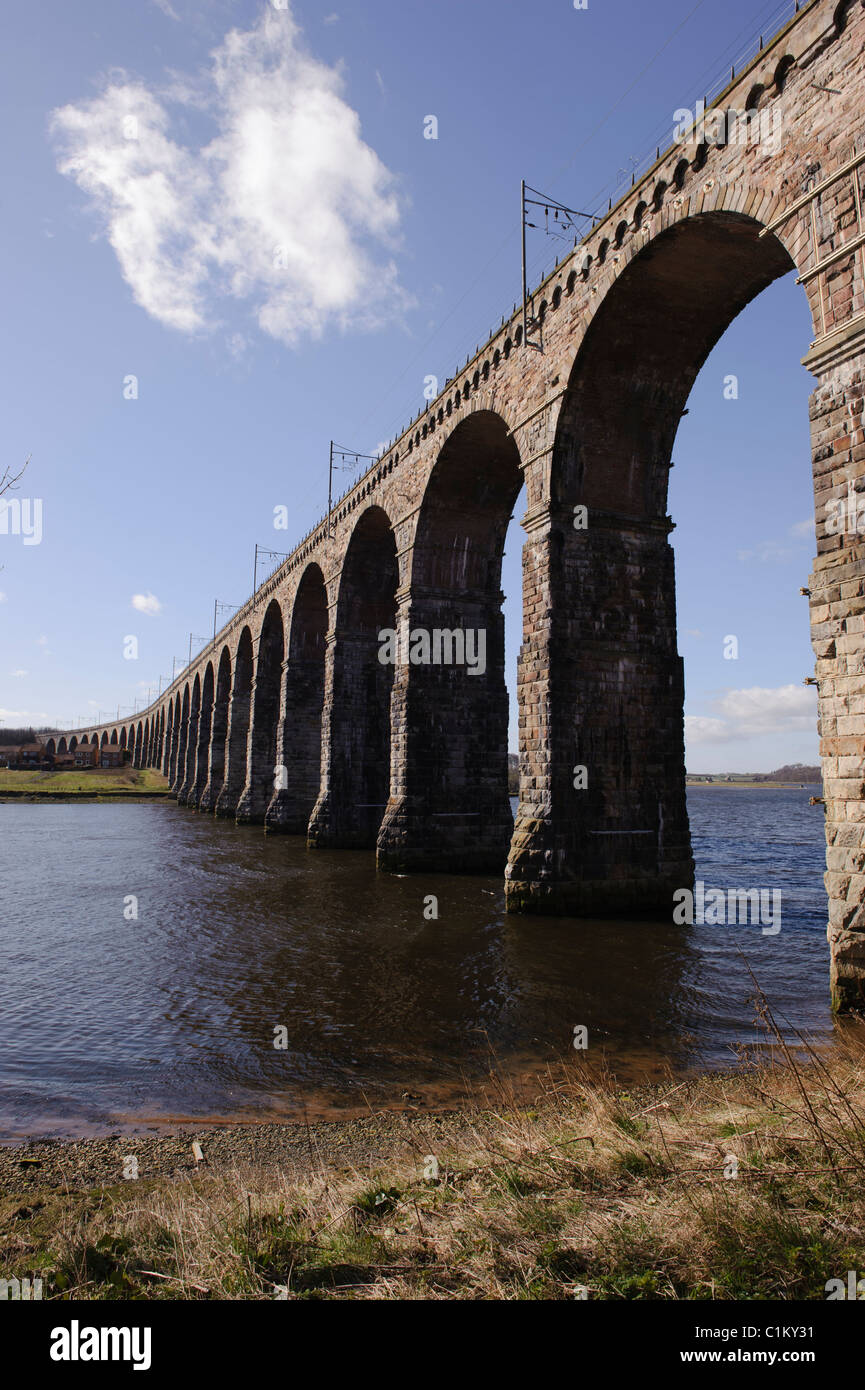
top-left (5, 1005), bottom-right (865, 1301)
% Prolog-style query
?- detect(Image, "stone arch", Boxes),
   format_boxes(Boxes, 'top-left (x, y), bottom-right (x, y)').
top-left (110, 728), bottom-right (118, 745)
top-left (119, 727), bottom-right (127, 749)
top-left (377, 409), bottom-right (523, 873)
top-left (267, 564), bottom-right (327, 833)
top-left (69, 736), bottom-right (78, 752)
top-left (46, 738), bottom-right (56, 755)
top-left (308, 506), bottom-right (398, 849)
top-left (173, 692), bottom-right (189, 793)
top-left (178, 676), bottom-right (201, 805)
top-left (165, 701), bottom-right (177, 781)
top-left (200, 647), bottom-right (231, 813)
top-left (553, 211), bottom-right (801, 514)
top-left (506, 208), bottom-right (804, 920)
top-left (237, 601), bottom-right (285, 824)
top-left (154, 707), bottom-right (164, 767)
top-left (216, 628), bottom-right (253, 818)
top-left (101, 731), bottom-right (109, 747)
top-left (189, 667), bottom-right (213, 807)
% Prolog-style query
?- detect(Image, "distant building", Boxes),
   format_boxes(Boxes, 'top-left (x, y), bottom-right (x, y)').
top-left (3, 742), bottom-right (48, 769)
top-left (73, 744), bottom-right (99, 769)
top-left (99, 747), bottom-right (130, 769)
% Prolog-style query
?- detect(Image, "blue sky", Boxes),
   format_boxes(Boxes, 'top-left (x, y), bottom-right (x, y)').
top-left (0, 0), bottom-right (819, 772)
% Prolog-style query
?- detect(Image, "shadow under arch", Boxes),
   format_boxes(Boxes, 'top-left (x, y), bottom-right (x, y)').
top-left (506, 210), bottom-right (810, 918)
top-left (238, 600), bottom-right (285, 824)
top-left (188, 662), bottom-right (214, 809)
top-left (215, 627), bottom-right (254, 819)
top-left (309, 505), bottom-right (397, 850)
top-left (200, 647), bottom-right (232, 812)
top-left (173, 692), bottom-right (190, 793)
top-left (168, 695), bottom-right (182, 786)
top-left (378, 408), bottom-right (524, 873)
top-left (267, 562), bottom-right (328, 833)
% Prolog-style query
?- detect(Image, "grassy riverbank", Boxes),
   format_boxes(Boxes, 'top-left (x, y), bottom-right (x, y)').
top-left (0, 767), bottom-right (170, 799)
top-left (4, 1028), bottom-right (865, 1300)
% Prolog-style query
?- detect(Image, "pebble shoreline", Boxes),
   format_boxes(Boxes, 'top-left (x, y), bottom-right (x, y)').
top-left (0, 1111), bottom-right (481, 1194)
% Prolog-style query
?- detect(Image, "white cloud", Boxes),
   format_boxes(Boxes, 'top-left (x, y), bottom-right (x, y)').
top-left (0, 591), bottom-right (6, 603)
top-left (11, 670), bottom-right (28, 678)
top-left (50, 6), bottom-right (409, 347)
top-left (132, 592), bottom-right (162, 616)
top-left (686, 684), bottom-right (817, 745)
top-left (0, 707), bottom-right (50, 721)
top-left (790, 518), bottom-right (814, 538)
top-left (324, 13), bottom-right (339, 24)
top-left (152, 0), bottom-right (180, 19)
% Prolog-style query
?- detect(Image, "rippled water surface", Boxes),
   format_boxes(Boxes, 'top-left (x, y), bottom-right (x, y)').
top-left (0, 788), bottom-right (843, 1140)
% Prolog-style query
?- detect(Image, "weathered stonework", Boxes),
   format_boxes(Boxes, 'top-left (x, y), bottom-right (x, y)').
top-left (55, 0), bottom-right (865, 1009)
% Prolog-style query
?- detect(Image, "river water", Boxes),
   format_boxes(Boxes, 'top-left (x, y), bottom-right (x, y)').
top-left (0, 787), bottom-right (847, 1141)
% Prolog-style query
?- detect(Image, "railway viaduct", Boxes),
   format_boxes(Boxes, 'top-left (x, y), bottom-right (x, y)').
top-left (50, 0), bottom-right (865, 1009)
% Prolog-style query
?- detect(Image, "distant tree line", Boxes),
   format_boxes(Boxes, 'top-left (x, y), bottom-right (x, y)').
top-left (0, 727), bottom-right (52, 746)
top-left (754, 763), bottom-right (822, 782)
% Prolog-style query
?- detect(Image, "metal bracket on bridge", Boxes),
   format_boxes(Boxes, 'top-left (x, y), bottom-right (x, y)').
top-left (521, 180), bottom-right (593, 353)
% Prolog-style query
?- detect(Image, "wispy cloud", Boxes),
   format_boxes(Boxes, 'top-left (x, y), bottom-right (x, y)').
top-left (50, 5), bottom-right (409, 347)
top-left (738, 518), bottom-right (814, 564)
